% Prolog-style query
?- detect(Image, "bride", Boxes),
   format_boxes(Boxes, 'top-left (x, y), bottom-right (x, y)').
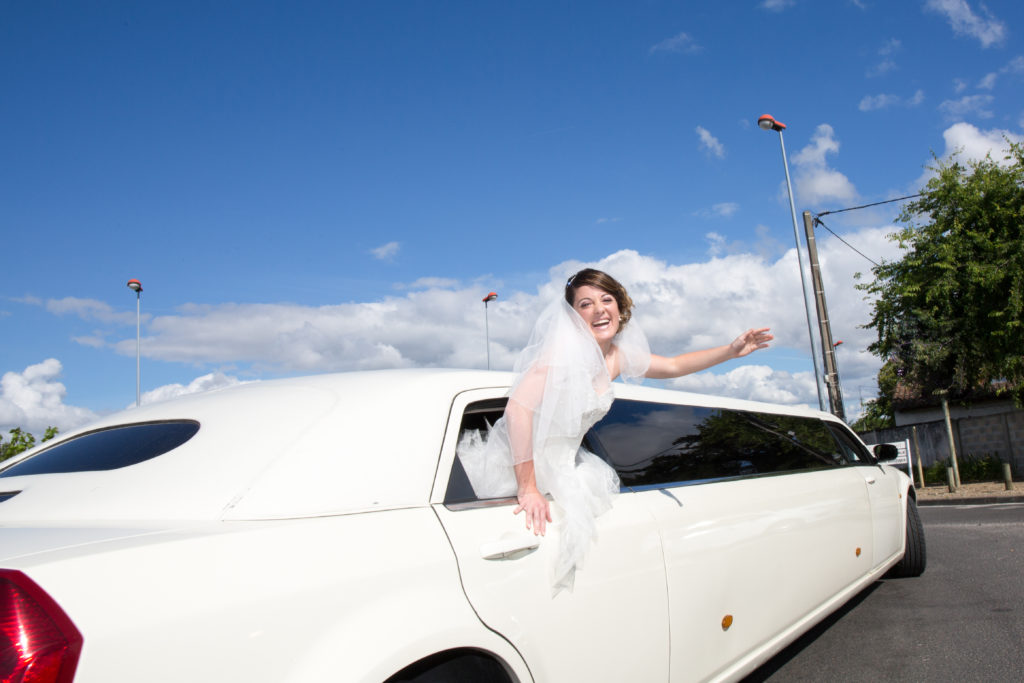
top-left (458, 268), bottom-right (772, 593)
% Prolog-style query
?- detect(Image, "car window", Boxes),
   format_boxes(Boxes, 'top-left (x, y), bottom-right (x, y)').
top-left (446, 399), bottom-right (508, 504)
top-left (827, 423), bottom-right (874, 464)
top-left (587, 400), bottom-right (850, 488)
top-left (0, 421), bottom-right (200, 478)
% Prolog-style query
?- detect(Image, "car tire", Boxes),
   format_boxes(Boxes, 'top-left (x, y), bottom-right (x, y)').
top-left (385, 650), bottom-right (512, 683)
top-left (888, 497), bottom-right (926, 578)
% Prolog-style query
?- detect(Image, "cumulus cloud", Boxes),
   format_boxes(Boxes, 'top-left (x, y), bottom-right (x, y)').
top-left (649, 32), bottom-right (701, 55)
top-left (0, 359), bottom-right (97, 435)
top-left (668, 365), bottom-right (818, 404)
top-left (913, 122), bottom-right (1024, 193)
top-left (370, 241), bottom-right (400, 261)
top-left (924, 0), bottom-right (1006, 48)
top-left (696, 126), bottom-right (725, 158)
top-left (138, 372), bottom-right (245, 407)
top-left (790, 124), bottom-right (858, 205)
top-left (81, 235), bottom-right (898, 411)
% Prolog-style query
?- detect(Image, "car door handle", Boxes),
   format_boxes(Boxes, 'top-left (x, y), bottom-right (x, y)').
top-left (865, 476), bottom-right (876, 484)
top-left (480, 535), bottom-right (541, 560)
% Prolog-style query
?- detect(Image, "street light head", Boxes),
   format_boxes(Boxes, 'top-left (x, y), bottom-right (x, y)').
top-left (127, 279), bottom-right (143, 293)
top-left (482, 292), bottom-right (498, 303)
top-left (757, 114), bottom-right (786, 132)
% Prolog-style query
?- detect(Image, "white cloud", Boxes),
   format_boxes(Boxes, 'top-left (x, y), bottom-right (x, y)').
top-left (0, 359), bottom-right (97, 435)
top-left (938, 94), bottom-right (995, 120)
top-left (924, 0), bottom-right (1006, 48)
top-left (867, 38), bottom-right (901, 77)
top-left (760, 0), bottom-right (796, 11)
top-left (370, 241), bottom-right (400, 261)
top-left (859, 94), bottom-right (900, 111)
top-left (859, 90), bottom-right (925, 111)
top-left (138, 372), bottom-right (245, 407)
top-left (402, 277), bottom-right (460, 290)
top-left (696, 126), bottom-right (725, 158)
top-left (913, 121), bottom-right (1024, 189)
top-left (73, 233), bottom-right (902, 412)
top-left (668, 365), bottom-right (818, 405)
top-left (694, 203), bottom-right (739, 219)
top-left (791, 124), bottom-right (858, 205)
top-left (44, 297), bottom-right (138, 325)
top-left (649, 32), bottom-right (701, 55)
top-left (711, 202), bottom-right (738, 217)
top-left (977, 72), bottom-right (997, 89)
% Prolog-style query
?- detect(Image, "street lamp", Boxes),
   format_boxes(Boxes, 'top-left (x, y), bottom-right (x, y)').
top-left (482, 292), bottom-right (498, 370)
top-left (127, 279), bottom-right (143, 407)
top-left (758, 114), bottom-right (826, 411)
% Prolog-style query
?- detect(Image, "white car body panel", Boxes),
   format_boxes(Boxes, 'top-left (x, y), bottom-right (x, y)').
top-left (0, 369), bottom-right (915, 682)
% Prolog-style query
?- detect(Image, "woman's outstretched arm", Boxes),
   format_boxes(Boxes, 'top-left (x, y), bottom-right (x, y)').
top-left (505, 366), bottom-right (552, 535)
top-left (645, 327), bottom-right (772, 380)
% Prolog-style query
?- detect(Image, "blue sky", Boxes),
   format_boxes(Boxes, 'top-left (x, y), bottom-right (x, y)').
top-left (3, 0), bottom-right (1023, 434)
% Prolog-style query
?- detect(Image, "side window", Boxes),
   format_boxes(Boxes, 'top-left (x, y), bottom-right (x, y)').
top-left (445, 398), bottom-right (508, 504)
top-left (0, 421), bottom-right (200, 478)
top-left (827, 423), bottom-right (875, 464)
top-left (587, 400), bottom-right (850, 488)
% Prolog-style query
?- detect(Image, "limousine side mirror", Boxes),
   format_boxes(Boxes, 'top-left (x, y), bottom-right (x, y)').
top-left (873, 444), bottom-right (899, 462)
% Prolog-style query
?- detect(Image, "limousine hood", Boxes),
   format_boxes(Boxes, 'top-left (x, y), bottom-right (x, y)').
top-left (0, 370), bottom-right (510, 523)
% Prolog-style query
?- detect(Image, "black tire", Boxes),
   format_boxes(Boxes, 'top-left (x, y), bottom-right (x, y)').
top-left (888, 497), bottom-right (926, 577)
top-left (385, 650), bottom-right (512, 683)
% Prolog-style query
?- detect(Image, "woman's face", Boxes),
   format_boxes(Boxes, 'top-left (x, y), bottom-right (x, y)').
top-left (572, 284), bottom-right (621, 346)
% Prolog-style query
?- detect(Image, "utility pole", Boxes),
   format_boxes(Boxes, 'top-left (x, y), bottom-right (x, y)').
top-left (802, 212), bottom-right (845, 419)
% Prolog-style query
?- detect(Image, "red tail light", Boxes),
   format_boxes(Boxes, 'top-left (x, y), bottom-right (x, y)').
top-left (1, 569), bottom-right (82, 683)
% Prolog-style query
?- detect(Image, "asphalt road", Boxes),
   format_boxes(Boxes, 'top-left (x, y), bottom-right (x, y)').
top-left (744, 502), bottom-right (1024, 682)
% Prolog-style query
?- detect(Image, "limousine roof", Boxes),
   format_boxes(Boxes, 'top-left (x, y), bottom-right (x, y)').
top-left (0, 369), bottom-right (839, 523)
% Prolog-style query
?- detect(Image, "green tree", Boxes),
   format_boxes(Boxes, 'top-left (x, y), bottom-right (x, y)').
top-left (861, 141), bottom-right (1024, 407)
top-left (0, 426), bottom-right (59, 464)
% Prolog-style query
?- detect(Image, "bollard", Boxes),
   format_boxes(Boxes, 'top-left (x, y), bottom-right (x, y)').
top-left (946, 466), bottom-right (957, 493)
top-left (1004, 463), bottom-right (1015, 491)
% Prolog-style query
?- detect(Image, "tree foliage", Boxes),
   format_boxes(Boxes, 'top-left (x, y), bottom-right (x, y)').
top-left (861, 141), bottom-right (1024, 407)
top-left (0, 426), bottom-right (59, 464)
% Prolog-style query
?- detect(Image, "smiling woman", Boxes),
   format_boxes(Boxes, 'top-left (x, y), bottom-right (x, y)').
top-left (457, 267), bottom-right (773, 593)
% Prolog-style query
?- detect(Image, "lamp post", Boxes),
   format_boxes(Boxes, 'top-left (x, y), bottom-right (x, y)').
top-left (758, 114), bottom-right (826, 411)
top-left (127, 279), bottom-right (143, 407)
top-left (482, 292), bottom-right (498, 370)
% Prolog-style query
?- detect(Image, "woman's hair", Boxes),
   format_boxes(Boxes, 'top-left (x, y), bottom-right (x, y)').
top-left (564, 268), bottom-right (634, 328)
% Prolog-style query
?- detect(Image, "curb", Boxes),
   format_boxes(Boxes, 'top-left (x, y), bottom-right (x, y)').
top-left (917, 494), bottom-right (1024, 506)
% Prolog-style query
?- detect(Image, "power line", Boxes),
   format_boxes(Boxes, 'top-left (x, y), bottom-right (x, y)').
top-left (811, 193), bottom-right (922, 268)
top-left (812, 216), bottom-right (881, 268)
top-left (816, 193), bottom-right (921, 217)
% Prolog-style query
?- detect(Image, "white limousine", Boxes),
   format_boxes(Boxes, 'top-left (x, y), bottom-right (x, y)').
top-left (0, 369), bottom-right (924, 683)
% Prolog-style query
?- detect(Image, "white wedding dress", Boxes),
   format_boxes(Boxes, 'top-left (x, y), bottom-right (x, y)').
top-left (458, 297), bottom-right (650, 594)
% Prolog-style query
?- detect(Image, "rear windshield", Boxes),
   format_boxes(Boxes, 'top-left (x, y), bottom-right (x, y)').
top-left (0, 421), bottom-right (200, 478)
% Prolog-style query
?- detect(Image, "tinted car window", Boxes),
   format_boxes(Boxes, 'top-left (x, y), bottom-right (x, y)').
top-left (0, 421), bottom-right (200, 478)
top-left (827, 423), bottom-right (874, 464)
top-left (588, 400), bottom-right (849, 488)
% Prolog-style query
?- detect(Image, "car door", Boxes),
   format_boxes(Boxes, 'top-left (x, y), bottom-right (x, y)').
top-left (588, 399), bottom-right (875, 681)
top-left (828, 423), bottom-right (905, 566)
top-left (431, 388), bottom-right (670, 683)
